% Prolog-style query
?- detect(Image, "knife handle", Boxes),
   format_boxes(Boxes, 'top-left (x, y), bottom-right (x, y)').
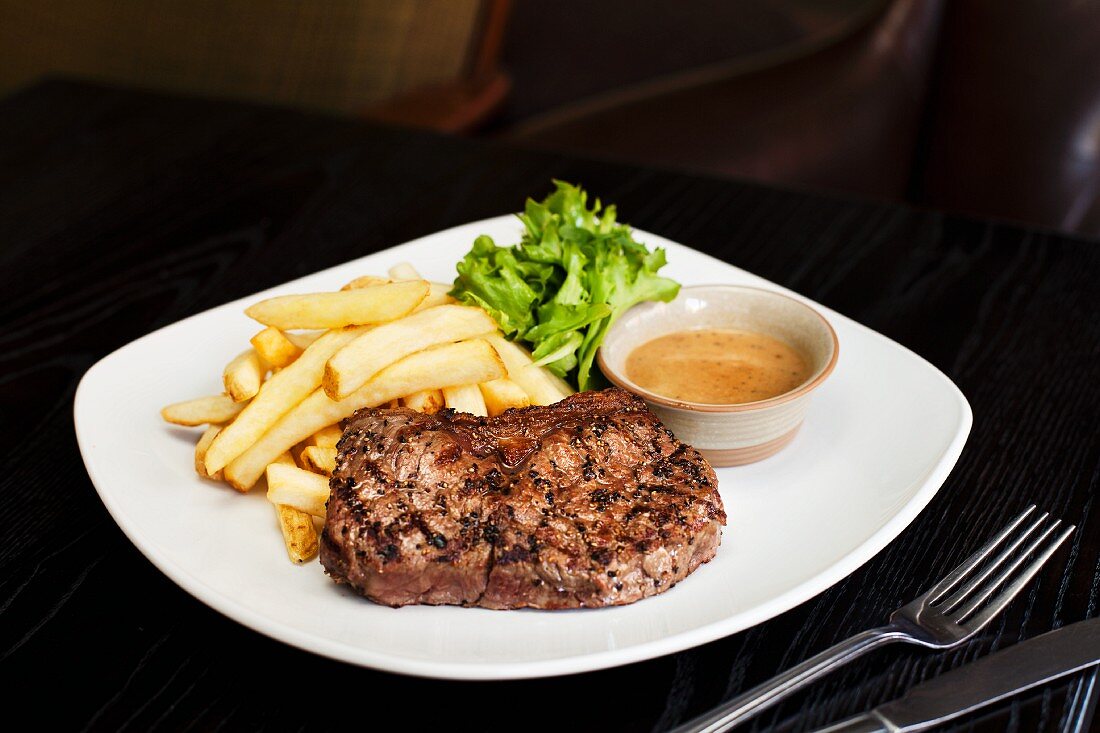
top-left (811, 714), bottom-right (887, 733)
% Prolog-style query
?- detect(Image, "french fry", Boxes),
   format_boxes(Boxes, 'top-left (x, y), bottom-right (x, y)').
top-left (349, 267), bottom-right (454, 308)
top-left (194, 425), bottom-right (224, 480)
top-left (204, 327), bottom-right (369, 474)
top-left (250, 327), bottom-right (302, 369)
top-left (387, 264), bottom-right (456, 305)
top-left (223, 350), bottom-right (265, 402)
top-left (323, 305), bottom-right (497, 400)
top-left (387, 262), bottom-right (421, 281)
top-left (341, 275), bottom-right (390, 291)
top-left (245, 280), bottom-right (429, 330)
top-left (161, 394), bottom-right (245, 426)
top-left (269, 452), bottom-right (319, 562)
top-left (305, 424), bottom-right (343, 449)
top-left (417, 283), bottom-right (458, 310)
top-left (224, 339), bottom-right (506, 489)
top-left (484, 334), bottom-right (573, 406)
top-left (401, 389), bottom-right (444, 414)
top-left (273, 504), bottom-right (319, 563)
top-left (266, 463), bottom-right (330, 517)
top-left (479, 378), bottom-right (531, 416)
top-left (442, 384), bottom-right (488, 416)
top-left (300, 445), bottom-right (337, 475)
top-left (283, 331), bottom-right (324, 350)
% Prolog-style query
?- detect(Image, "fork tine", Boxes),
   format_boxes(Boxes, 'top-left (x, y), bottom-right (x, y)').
top-left (950, 518), bottom-right (1061, 620)
top-left (957, 523), bottom-right (1074, 628)
top-left (937, 511), bottom-right (1050, 613)
top-left (926, 505), bottom-right (1036, 604)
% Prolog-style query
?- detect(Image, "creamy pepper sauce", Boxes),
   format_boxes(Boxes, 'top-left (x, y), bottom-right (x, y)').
top-left (625, 329), bottom-right (812, 405)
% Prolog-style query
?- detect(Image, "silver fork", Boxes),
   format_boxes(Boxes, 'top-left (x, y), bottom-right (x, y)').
top-left (672, 506), bottom-right (1075, 733)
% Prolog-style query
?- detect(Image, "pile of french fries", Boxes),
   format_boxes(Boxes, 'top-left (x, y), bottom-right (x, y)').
top-left (161, 263), bottom-right (573, 563)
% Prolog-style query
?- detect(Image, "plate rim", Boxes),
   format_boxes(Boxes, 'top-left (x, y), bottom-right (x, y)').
top-left (74, 214), bottom-right (972, 680)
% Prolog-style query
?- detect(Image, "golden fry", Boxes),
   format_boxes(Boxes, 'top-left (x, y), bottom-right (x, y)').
top-left (161, 394), bottom-right (245, 426)
top-left (223, 350), bottom-right (265, 402)
top-left (401, 389), bottom-right (444, 414)
top-left (250, 327), bottom-right (302, 368)
top-left (387, 264), bottom-right (456, 306)
top-left (387, 262), bottom-right (421, 281)
top-left (273, 504), bottom-right (319, 563)
top-left (346, 268), bottom-right (453, 308)
top-left (204, 327), bottom-right (369, 474)
top-left (484, 334), bottom-right (573, 406)
top-left (224, 339), bottom-right (506, 489)
top-left (323, 304), bottom-right (497, 400)
top-left (245, 280), bottom-right (429, 330)
top-left (266, 463), bottom-right (330, 517)
top-left (272, 451), bottom-right (297, 467)
top-left (442, 384), bottom-right (488, 416)
top-left (283, 331), bottom-right (323, 350)
top-left (194, 425), bottom-right (224, 480)
top-left (341, 275), bottom-right (390, 291)
top-left (305, 424), bottom-right (343, 449)
top-left (300, 445), bottom-right (337, 476)
top-left (479, 378), bottom-right (531, 416)
top-left (416, 283), bottom-right (457, 311)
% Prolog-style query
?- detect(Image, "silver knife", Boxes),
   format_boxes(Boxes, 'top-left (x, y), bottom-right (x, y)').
top-left (813, 618), bottom-right (1100, 732)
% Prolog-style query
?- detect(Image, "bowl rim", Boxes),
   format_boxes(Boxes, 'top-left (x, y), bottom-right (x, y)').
top-left (597, 284), bottom-right (840, 414)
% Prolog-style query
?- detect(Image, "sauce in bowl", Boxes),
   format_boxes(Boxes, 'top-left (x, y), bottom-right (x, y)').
top-left (625, 328), bottom-right (812, 405)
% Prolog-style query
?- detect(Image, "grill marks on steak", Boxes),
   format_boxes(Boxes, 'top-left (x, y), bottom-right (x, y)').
top-left (320, 389), bottom-right (725, 609)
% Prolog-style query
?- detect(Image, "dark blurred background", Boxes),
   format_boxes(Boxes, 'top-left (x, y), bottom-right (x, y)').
top-left (3, 0), bottom-right (1098, 235)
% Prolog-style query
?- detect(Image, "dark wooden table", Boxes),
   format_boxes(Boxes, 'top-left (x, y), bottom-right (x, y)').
top-left (3, 80), bottom-right (1098, 732)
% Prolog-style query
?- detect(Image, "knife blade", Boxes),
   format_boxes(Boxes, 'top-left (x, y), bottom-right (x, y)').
top-left (813, 618), bottom-right (1100, 733)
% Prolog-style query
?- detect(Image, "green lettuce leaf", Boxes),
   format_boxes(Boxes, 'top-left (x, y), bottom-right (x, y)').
top-left (451, 181), bottom-right (680, 391)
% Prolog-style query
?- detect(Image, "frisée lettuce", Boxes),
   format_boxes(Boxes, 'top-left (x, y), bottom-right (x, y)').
top-left (450, 181), bottom-right (680, 391)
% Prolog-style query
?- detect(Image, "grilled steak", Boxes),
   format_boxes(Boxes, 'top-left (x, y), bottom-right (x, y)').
top-left (320, 388), bottom-right (725, 609)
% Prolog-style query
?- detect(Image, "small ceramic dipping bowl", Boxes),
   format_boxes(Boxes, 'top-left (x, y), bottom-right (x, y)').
top-left (597, 285), bottom-right (838, 467)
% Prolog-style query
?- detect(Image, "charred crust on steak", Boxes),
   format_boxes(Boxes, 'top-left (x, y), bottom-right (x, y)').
top-left (320, 388), bottom-right (725, 609)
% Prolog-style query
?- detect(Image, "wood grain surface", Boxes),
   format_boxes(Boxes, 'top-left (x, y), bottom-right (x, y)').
top-left (1, 80), bottom-right (1098, 732)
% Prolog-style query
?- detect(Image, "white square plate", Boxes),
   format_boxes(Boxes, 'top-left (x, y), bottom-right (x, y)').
top-left (75, 216), bottom-right (971, 679)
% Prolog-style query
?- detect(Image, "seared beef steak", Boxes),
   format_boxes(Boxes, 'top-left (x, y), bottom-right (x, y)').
top-left (320, 389), bottom-right (724, 609)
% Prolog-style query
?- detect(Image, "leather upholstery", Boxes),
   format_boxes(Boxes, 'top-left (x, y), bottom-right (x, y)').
top-left (917, 1), bottom-right (1100, 235)
top-left (503, 0), bottom-right (1100, 236)
top-left (507, 0), bottom-right (944, 200)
